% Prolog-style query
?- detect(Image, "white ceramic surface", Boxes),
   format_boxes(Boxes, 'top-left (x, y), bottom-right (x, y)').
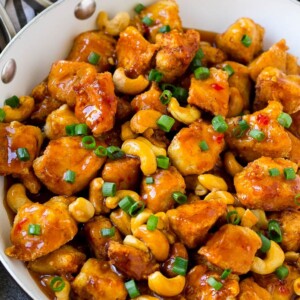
top-left (0, 0), bottom-right (300, 299)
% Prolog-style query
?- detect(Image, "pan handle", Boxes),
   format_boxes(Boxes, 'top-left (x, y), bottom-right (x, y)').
top-left (0, 3), bottom-right (16, 47)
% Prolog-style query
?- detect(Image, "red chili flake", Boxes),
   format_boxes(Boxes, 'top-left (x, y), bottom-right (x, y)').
top-left (213, 133), bottom-right (224, 143)
top-left (211, 83), bottom-right (224, 91)
top-left (256, 114), bottom-right (270, 126)
top-left (14, 218), bottom-right (28, 233)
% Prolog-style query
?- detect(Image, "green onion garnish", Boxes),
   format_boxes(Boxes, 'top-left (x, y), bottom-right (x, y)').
top-left (284, 167), bottom-right (296, 180)
top-left (172, 257), bottom-right (188, 275)
top-left (74, 123), bottom-right (88, 136)
top-left (142, 16), bottom-right (154, 26)
top-left (134, 3), bottom-right (145, 14)
top-left (28, 224), bottom-right (41, 235)
top-left (212, 115), bottom-right (228, 133)
top-left (0, 108), bottom-right (6, 122)
top-left (194, 66), bottom-right (210, 80)
top-left (173, 87), bottom-right (188, 104)
top-left (125, 279), bottom-right (140, 298)
top-left (295, 194), bottom-right (300, 206)
top-left (233, 119), bottom-right (249, 138)
top-left (106, 146), bottom-right (125, 160)
top-left (119, 195), bottom-right (135, 213)
top-left (148, 69), bottom-right (163, 82)
top-left (220, 269), bottom-right (231, 280)
top-left (128, 201), bottom-right (145, 216)
top-left (275, 265), bottom-right (289, 280)
top-left (241, 34), bottom-right (252, 47)
top-left (249, 129), bottom-right (265, 142)
top-left (172, 191), bottom-right (187, 204)
top-left (156, 115), bottom-right (175, 132)
top-left (160, 90), bottom-right (172, 105)
top-left (4, 95), bottom-right (20, 108)
top-left (257, 232), bottom-right (271, 253)
top-left (199, 140), bottom-right (209, 151)
top-left (65, 124), bottom-right (76, 136)
top-left (50, 276), bottom-right (65, 292)
top-left (222, 64), bottom-right (235, 77)
top-left (226, 210), bottom-right (241, 225)
top-left (63, 170), bottom-right (76, 183)
top-left (102, 182), bottom-right (117, 197)
top-left (101, 227), bottom-right (115, 237)
top-left (88, 52), bottom-right (101, 65)
top-left (277, 112), bottom-right (292, 128)
top-left (159, 25), bottom-right (171, 33)
top-left (269, 168), bottom-right (280, 177)
top-left (94, 145), bottom-right (108, 157)
top-left (145, 176), bottom-right (154, 184)
top-left (81, 135), bottom-right (96, 150)
top-left (147, 215), bottom-right (159, 231)
top-left (268, 220), bottom-right (282, 243)
top-left (16, 148), bottom-right (30, 161)
top-left (207, 277), bottom-right (223, 290)
top-left (156, 155), bottom-right (169, 169)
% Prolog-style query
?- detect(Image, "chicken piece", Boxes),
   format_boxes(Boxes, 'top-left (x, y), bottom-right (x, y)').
top-left (44, 104), bottom-right (79, 140)
top-left (116, 26), bottom-right (158, 78)
top-left (187, 68), bottom-right (230, 116)
top-left (215, 17), bottom-right (264, 64)
top-left (72, 258), bottom-right (127, 300)
top-left (225, 101), bottom-right (292, 162)
top-left (286, 53), bottom-right (299, 75)
top-left (141, 166), bottom-right (185, 213)
top-left (108, 241), bottom-right (159, 280)
top-left (84, 216), bottom-right (122, 260)
top-left (27, 245), bottom-right (86, 275)
top-left (234, 156), bottom-right (300, 211)
top-left (116, 97), bottom-right (133, 121)
top-left (167, 199), bottom-right (226, 248)
top-left (67, 30), bottom-right (116, 72)
top-left (254, 67), bottom-right (300, 114)
top-left (0, 121), bottom-right (43, 176)
top-left (290, 110), bottom-right (300, 138)
top-left (199, 224), bottom-right (261, 274)
top-left (184, 265), bottom-right (240, 300)
top-left (33, 136), bottom-right (106, 196)
top-left (238, 278), bottom-right (272, 300)
top-left (48, 60), bottom-right (97, 107)
top-left (168, 120), bottom-right (225, 176)
top-left (248, 39), bottom-right (288, 81)
top-left (287, 131), bottom-right (300, 166)
top-left (74, 72), bottom-right (118, 136)
top-left (200, 41), bottom-right (228, 67)
top-left (5, 199), bottom-right (77, 261)
top-left (101, 156), bottom-right (141, 190)
top-left (155, 29), bottom-right (200, 82)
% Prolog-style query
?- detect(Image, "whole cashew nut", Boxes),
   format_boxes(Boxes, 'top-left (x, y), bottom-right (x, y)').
top-left (227, 87), bottom-right (244, 117)
top-left (123, 235), bottom-right (149, 253)
top-left (121, 121), bottom-right (138, 141)
top-left (106, 190), bottom-right (140, 209)
top-left (97, 11), bottom-right (130, 36)
top-left (55, 277), bottom-right (71, 300)
top-left (110, 208), bottom-right (131, 236)
top-left (204, 191), bottom-right (235, 205)
top-left (89, 178), bottom-right (109, 214)
top-left (130, 110), bottom-right (162, 134)
top-left (68, 197), bottom-right (95, 223)
top-left (131, 208), bottom-right (153, 235)
top-left (6, 183), bottom-right (33, 213)
top-left (198, 174), bottom-right (228, 191)
top-left (136, 137), bottom-right (166, 157)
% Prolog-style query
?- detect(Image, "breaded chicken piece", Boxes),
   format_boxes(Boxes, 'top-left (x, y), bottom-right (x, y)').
top-left (215, 18), bottom-right (264, 64)
top-left (33, 136), bottom-right (106, 196)
top-left (187, 67), bottom-right (230, 116)
top-left (166, 199), bottom-right (227, 248)
top-left (184, 265), bottom-right (240, 300)
top-left (0, 121), bottom-right (43, 176)
top-left (287, 131), bottom-right (300, 166)
top-left (168, 120), bottom-right (225, 176)
top-left (67, 30), bottom-right (116, 72)
top-left (225, 101), bottom-right (292, 161)
top-left (155, 29), bottom-right (200, 82)
top-left (141, 166), bottom-right (185, 213)
top-left (238, 277), bottom-right (272, 300)
top-left (116, 26), bottom-right (158, 78)
top-left (72, 258), bottom-right (127, 300)
top-left (116, 97), bottom-right (133, 121)
top-left (200, 41), bottom-right (228, 67)
top-left (108, 241), bottom-right (159, 280)
top-left (5, 199), bottom-right (77, 261)
top-left (290, 110), bottom-right (300, 138)
top-left (199, 224), bottom-right (262, 274)
top-left (234, 156), bottom-right (300, 211)
top-left (254, 67), bottom-right (300, 114)
top-left (286, 53), bottom-right (299, 75)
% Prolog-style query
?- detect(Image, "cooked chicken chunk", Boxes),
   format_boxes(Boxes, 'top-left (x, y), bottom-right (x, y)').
top-left (290, 110), bottom-right (300, 138)
top-left (199, 224), bottom-right (262, 274)
top-left (33, 136), bottom-right (106, 196)
top-left (108, 240), bottom-right (159, 280)
top-left (166, 199), bottom-right (226, 248)
top-left (141, 166), bottom-right (185, 213)
top-left (287, 131), bottom-right (300, 166)
top-left (286, 53), bottom-right (299, 75)
top-left (116, 97), bottom-right (133, 121)
top-left (200, 41), bottom-right (228, 67)
top-left (0, 121), bottom-right (43, 176)
top-left (238, 277), bottom-right (272, 300)
top-left (155, 29), bottom-right (200, 82)
top-left (187, 67), bottom-right (230, 116)
top-left (72, 258), bottom-right (127, 300)
top-left (67, 30), bottom-right (116, 72)
top-left (215, 17), bottom-right (264, 64)
top-left (225, 101), bottom-right (292, 161)
top-left (168, 120), bottom-right (225, 175)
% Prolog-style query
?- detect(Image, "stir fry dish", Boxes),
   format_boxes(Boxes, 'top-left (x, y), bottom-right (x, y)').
top-left (1, 0), bottom-right (300, 299)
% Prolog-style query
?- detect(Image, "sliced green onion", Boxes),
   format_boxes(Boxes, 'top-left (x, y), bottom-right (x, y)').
top-left (172, 257), bottom-right (188, 276)
top-left (212, 115), bottom-right (228, 133)
top-left (88, 51), bottom-right (101, 65)
top-left (0, 108), bottom-right (6, 122)
top-left (268, 220), bottom-right (282, 243)
top-left (63, 170), bottom-right (76, 183)
top-left (222, 64), bottom-right (235, 77)
top-left (207, 277), bottom-right (223, 291)
top-left (159, 25), bottom-right (171, 33)
top-left (65, 124), bottom-right (76, 136)
top-left (125, 279), bottom-right (140, 298)
top-left (284, 167), bottom-right (296, 180)
top-left (269, 168), bottom-right (280, 177)
top-left (277, 112), bottom-right (292, 128)
top-left (275, 265), bottom-right (289, 280)
top-left (128, 201), bottom-right (145, 216)
top-left (156, 115), bottom-right (175, 132)
top-left (50, 276), bottom-right (65, 292)
top-left (241, 34), bottom-right (252, 47)
top-left (74, 123), bottom-right (88, 136)
top-left (102, 182), bottom-right (116, 197)
top-left (257, 232), bottom-right (271, 253)
top-left (147, 215), bottom-right (159, 231)
top-left (233, 119), bottom-right (250, 138)
top-left (220, 269), bottom-right (231, 280)
top-left (156, 155), bottom-right (169, 169)
top-left (101, 227), bottom-right (115, 237)
top-left (249, 129), bottom-right (265, 142)
top-left (16, 148), bottom-right (30, 161)
top-left (28, 224), bottom-right (41, 235)
top-left (145, 176), bottom-right (154, 184)
top-left (173, 86), bottom-right (188, 104)
top-left (190, 49), bottom-right (205, 71)
top-left (4, 95), bottom-right (20, 108)
top-left (172, 191), bottom-right (187, 204)
top-left (81, 135), bottom-right (96, 150)
top-left (106, 146), bottom-right (125, 160)
top-left (194, 66), bottom-right (210, 80)
top-left (160, 90), bottom-right (172, 105)
top-left (134, 3), bottom-right (145, 13)
top-left (94, 146), bottom-right (108, 157)
top-left (226, 210), bottom-right (241, 225)
top-left (148, 69), bottom-right (163, 82)
top-left (119, 196), bottom-right (135, 213)
top-left (294, 193), bottom-right (300, 206)
top-left (142, 16), bottom-right (154, 26)
top-left (199, 140), bottom-right (209, 151)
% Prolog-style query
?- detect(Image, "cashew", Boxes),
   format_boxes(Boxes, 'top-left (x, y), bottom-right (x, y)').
top-left (97, 11), bottom-right (130, 36)
top-left (68, 197), bottom-right (95, 223)
top-left (223, 151), bottom-right (243, 177)
top-left (131, 208), bottom-right (153, 235)
top-left (6, 183), bottom-right (33, 213)
top-left (106, 190), bottom-right (140, 209)
top-left (121, 121), bottom-right (138, 141)
top-left (198, 174), bottom-right (228, 191)
top-left (136, 137), bottom-right (166, 156)
top-left (148, 271), bottom-right (185, 297)
top-left (55, 278), bottom-right (71, 300)
top-left (195, 182), bottom-right (209, 196)
top-left (18, 171), bottom-right (41, 194)
top-left (130, 110), bottom-right (162, 134)
top-left (110, 208), bottom-right (131, 236)
top-left (3, 96), bottom-right (34, 122)
top-left (227, 87), bottom-right (244, 117)
top-left (134, 296), bottom-right (159, 300)
top-left (251, 209), bottom-right (268, 230)
top-left (123, 235), bottom-right (149, 253)
top-left (121, 139), bottom-right (157, 175)
top-left (204, 191), bottom-right (235, 204)
top-left (89, 178), bottom-right (109, 214)
top-left (294, 277), bottom-right (300, 296)
top-left (113, 67), bottom-right (149, 95)
top-left (167, 97), bottom-right (201, 125)
top-left (240, 209), bottom-right (258, 228)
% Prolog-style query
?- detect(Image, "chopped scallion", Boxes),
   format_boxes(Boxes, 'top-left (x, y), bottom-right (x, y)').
top-left (16, 147), bottom-right (30, 161)
top-left (142, 16), bottom-right (154, 26)
top-left (148, 69), bottom-right (163, 82)
top-left (277, 112), bottom-right (292, 128)
top-left (119, 196), bottom-right (135, 213)
top-left (74, 123), bottom-right (88, 136)
top-left (275, 265), bottom-right (289, 280)
top-left (128, 201), bottom-right (145, 216)
top-left (199, 140), bottom-right (209, 151)
top-left (145, 176), bottom-right (154, 184)
top-left (233, 119), bottom-right (249, 138)
top-left (106, 146), bottom-right (125, 160)
top-left (0, 108), bottom-right (6, 122)
top-left (269, 168), bottom-right (280, 177)
top-left (156, 155), bottom-right (169, 169)
top-left (134, 3), bottom-right (145, 14)
top-left (4, 95), bottom-right (20, 108)
top-left (159, 25), bottom-right (171, 33)
top-left (212, 115), bottom-right (228, 133)
top-left (65, 124), bottom-right (76, 136)
top-left (101, 227), bottom-right (115, 237)
top-left (295, 193), bottom-right (300, 206)
top-left (249, 129), bottom-right (265, 142)
top-left (257, 232), bottom-right (271, 253)
top-left (284, 167), bottom-right (296, 180)
top-left (82, 135), bottom-right (96, 150)
top-left (222, 64), bottom-right (235, 77)
top-left (160, 90), bottom-right (172, 105)
top-left (102, 182), bottom-right (116, 197)
top-left (172, 257), bottom-right (188, 275)
top-left (94, 145), bottom-right (108, 157)
top-left (156, 115), bottom-right (175, 132)
top-left (147, 215), bottom-right (159, 231)
top-left (88, 51), bottom-right (101, 65)
top-left (268, 219), bottom-right (282, 243)
top-left (194, 66), bottom-right (210, 80)
top-left (207, 277), bottom-right (223, 290)
top-left (241, 34), bottom-right (252, 47)
top-left (28, 224), bottom-right (41, 235)
top-left (172, 191), bottom-right (187, 204)
top-left (220, 269), bottom-right (231, 280)
top-left (226, 210), bottom-right (241, 225)
top-left (63, 170), bottom-right (76, 183)
top-left (125, 279), bottom-right (140, 298)
top-left (50, 276), bottom-right (65, 292)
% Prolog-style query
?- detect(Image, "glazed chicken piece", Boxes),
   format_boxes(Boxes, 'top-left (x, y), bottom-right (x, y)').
top-left (225, 101), bottom-right (292, 162)
top-left (234, 156), bottom-right (300, 211)
top-left (5, 197), bottom-right (77, 261)
top-left (199, 224), bottom-right (262, 274)
top-left (199, 41), bottom-right (228, 67)
top-left (67, 30), bottom-right (116, 72)
top-left (168, 120), bottom-right (225, 176)
top-left (44, 104), bottom-right (79, 140)
top-left (184, 265), bottom-right (240, 300)
top-left (290, 110), bottom-right (300, 138)
top-left (84, 216), bottom-right (122, 260)
top-left (116, 97), bottom-right (133, 121)
top-left (33, 136), bottom-right (106, 196)
top-left (116, 26), bottom-right (158, 78)
top-left (141, 166), bottom-right (186, 213)
top-left (107, 241), bottom-right (159, 280)
top-left (286, 53), bottom-right (299, 75)
top-left (287, 131), bottom-right (300, 166)
top-left (155, 29), bottom-right (200, 82)
top-left (238, 277), bottom-right (272, 300)
top-left (72, 258), bottom-right (127, 300)
top-left (254, 67), bottom-right (300, 114)
top-left (215, 17), bottom-right (265, 64)
top-left (187, 67), bottom-right (230, 116)
top-left (166, 199), bottom-right (227, 248)
top-left (0, 121), bottom-right (43, 176)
